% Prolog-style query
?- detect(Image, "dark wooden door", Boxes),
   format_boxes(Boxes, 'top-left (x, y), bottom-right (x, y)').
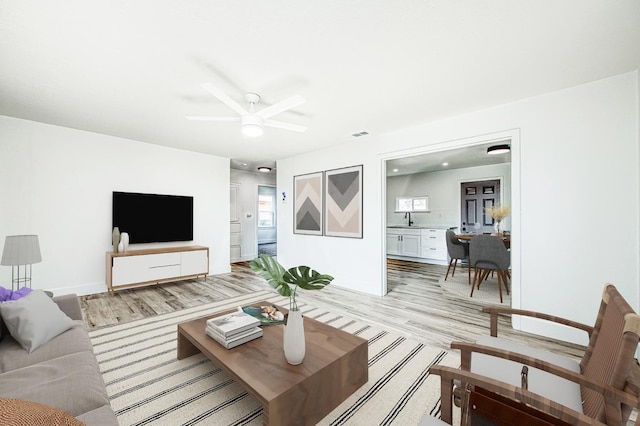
top-left (460, 179), bottom-right (500, 234)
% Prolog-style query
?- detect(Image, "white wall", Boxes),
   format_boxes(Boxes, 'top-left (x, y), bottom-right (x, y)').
top-left (277, 142), bottom-right (384, 296)
top-left (0, 116), bottom-right (231, 296)
top-left (386, 163), bottom-right (511, 229)
top-left (230, 169), bottom-right (276, 261)
top-left (277, 71), bottom-right (639, 345)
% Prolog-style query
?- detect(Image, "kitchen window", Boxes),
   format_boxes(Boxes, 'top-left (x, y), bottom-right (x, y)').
top-left (395, 196), bottom-right (430, 212)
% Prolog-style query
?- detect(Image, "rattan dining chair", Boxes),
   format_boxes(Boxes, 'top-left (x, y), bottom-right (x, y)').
top-left (426, 283), bottom-right (640, 426)
top-left (445, 230), bottom-right (470, 283)
top-left (469, 234), bottom-right (510, 303)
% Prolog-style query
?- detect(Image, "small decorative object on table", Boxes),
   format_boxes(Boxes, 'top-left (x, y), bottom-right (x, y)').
top-left (250, 254), bottom-right (333, 365)
top-left (120, 232), bottom-right (130, 253)
top-left (112, 227), bottom-right (120, 252)
top-left (484, 204), bottom-right (510, 237)
top-left (242, 305), bottom-right (285, 325)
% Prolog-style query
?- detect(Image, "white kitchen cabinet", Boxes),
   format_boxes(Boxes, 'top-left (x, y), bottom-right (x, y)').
top-left (386, 233), bottom-right (402, 255)
top-left (387, 228), bottom-right (422, 258)
top-left (387, 227), bottom-right (449, 265)
top-left (420, 228), bottom-right (448, 264)
top-left (401, 234), bottom-right (421, 257)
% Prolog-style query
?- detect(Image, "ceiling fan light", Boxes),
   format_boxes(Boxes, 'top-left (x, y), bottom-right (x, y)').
top-left (241, 114), bottom-right (264, 137)
top-left (242, 124), bottom-right (263, 137)
top-left (487, 144), bottom-right (511, 155)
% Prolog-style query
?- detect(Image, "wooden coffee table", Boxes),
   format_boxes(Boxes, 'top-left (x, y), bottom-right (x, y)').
top-left (177, 302), bottom-right (368, 425)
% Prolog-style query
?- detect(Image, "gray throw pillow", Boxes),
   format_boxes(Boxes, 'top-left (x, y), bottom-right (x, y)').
top-left (0, 290), bottom-right (77, 353)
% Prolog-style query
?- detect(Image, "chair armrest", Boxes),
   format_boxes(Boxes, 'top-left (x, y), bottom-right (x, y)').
top-left (450, 341), bottom-right (640, 424)
top-left (482, 306), bottom-right (594, 338)
top-left (429, 364), bottom-right (608, 426)
top-left (52, 294), bottom-right (83, 321)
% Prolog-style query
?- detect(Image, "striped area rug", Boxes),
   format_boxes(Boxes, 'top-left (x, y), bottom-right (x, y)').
top-left (89, 290), bottom-right (460, 425)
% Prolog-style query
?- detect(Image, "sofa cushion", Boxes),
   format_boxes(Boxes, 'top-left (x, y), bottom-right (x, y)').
top-left (472, 335), bottom-right (583, 413)
top-left (0, 290), bottom-right (76, 353)
top-left (0, 286), bottom-right (31, 343)
top-left (0, 351), bottom-right (111, 418)
top-left (0, 321), bottom-right (90, 373)
top-left (0, 398), bottom-right (84, 426)
top-left (75, 404), bottom-right (119, 425)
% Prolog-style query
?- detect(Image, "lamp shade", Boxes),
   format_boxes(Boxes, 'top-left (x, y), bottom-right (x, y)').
top-left (1, 235), bottom-right (42, 266)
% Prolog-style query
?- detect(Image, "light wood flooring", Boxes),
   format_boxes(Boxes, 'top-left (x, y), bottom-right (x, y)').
top-left (80, 259), bottom-right (585, 359)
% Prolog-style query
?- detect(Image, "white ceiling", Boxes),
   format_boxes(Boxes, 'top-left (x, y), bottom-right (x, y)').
top-left (1, 1), bottom-right (639, 172)
top-left (386, 141), bottom-right (511, 176)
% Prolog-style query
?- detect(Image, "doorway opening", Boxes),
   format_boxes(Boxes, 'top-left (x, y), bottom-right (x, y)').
top-left (257, 185), bottom-right (277, 257)
top-left (382, 130), bottom-right (519, 307)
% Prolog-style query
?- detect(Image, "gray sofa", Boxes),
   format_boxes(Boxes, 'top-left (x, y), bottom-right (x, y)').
top-left (0, 294), bottom-right (118, 425)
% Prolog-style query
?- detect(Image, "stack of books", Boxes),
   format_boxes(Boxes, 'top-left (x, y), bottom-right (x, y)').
top-left (205, 309), bottom-right (263, 349)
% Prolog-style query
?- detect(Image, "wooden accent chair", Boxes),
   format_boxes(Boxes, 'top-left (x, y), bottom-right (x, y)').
top-left (427, 284), bottom-right (640, 425)
top-left (469, 235), bottom-right (510, 303)
top-left (445, 230), bottom-right (470, 283)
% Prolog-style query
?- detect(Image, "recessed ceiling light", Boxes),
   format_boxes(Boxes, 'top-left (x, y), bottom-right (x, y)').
top-left (242, 163), bottom-right (248, 167)
top-left (257, 167), bottom-right (272, 173)
top-left (392, 168), bottom-right (399, 173)
top-left (442, 162), bottom-right (449, 166)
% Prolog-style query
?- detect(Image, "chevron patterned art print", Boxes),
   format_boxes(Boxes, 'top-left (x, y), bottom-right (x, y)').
top-left (293, 171), bottom-right (323, 235)
top-left (324, 165), bottom-right (363, 238)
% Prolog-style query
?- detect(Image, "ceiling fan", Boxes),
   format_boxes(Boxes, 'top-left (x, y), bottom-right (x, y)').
top-left (186, 82), bottom-right (308, 137)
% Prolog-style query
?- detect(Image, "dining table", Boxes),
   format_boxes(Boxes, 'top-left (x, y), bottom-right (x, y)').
top-left (455, 233), bottom-right (510, 249)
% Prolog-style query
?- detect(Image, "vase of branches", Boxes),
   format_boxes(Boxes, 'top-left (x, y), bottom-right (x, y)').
top-left (485, 204), bottom-right (510, 237)
top-left (249, 254), bottom-right (333, 365)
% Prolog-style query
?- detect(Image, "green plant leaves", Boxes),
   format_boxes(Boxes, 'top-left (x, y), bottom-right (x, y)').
top-left (249, 254), bottom-right (291, 297)
top-left (249, 254), bottom-right (333, 298)
top-left (285, 265), bottom-right (333, 291)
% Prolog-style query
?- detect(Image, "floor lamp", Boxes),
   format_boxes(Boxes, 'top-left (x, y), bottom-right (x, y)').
top-left (1, 235), bottom-right (42, 291)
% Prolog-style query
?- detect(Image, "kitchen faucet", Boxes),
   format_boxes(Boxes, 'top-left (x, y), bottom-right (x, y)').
top-left (404, 211), bottom-right (413, 226)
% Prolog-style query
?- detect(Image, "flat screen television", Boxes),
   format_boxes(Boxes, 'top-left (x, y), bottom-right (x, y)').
top-left (112, 191), bottom-right (193, 244)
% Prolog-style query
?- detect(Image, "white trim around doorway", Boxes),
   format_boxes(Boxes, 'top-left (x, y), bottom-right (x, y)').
top-left (380, 129), bottom-right (522, 327)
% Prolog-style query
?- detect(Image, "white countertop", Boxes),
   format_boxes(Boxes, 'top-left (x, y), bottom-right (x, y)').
top-left (387, 225), bottom-right (454, 230)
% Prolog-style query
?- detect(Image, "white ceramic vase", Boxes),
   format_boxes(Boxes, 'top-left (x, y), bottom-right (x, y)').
top-left (120, 232), bottom-right (129, 252)
top-left (283, 309), bottom-right (305, 365)
top-left (494, 220), bottom-right (504, 236)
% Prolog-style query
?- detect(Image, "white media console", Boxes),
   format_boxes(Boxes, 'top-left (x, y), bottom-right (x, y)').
top-left (106, 245), bottom-right (209, 294)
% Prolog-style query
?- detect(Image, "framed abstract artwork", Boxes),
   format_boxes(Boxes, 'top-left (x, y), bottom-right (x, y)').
top-left (324, 165), bottom-right (363, 238)
top-left (293, 172), bottom-right (323, 235)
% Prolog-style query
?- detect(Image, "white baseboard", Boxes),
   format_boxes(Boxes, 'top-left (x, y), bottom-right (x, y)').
top-left (47, 282), bottom-right (110, 297)
top-left (231, 253), bottom-right (260, 263)
top-left (386, 255), bottom-right (447, 266)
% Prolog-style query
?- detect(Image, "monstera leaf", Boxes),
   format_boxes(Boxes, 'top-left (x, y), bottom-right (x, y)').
top-left (284, 265), bottom-right (333, 291)
top-left (250, 254), bottom-right (333, 309)
top-left (249, 254), bottom-right (292, 297)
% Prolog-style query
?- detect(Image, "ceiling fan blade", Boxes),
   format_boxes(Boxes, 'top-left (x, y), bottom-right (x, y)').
top-left (185, 116), bottom-right (240, 122)
top-left (257, 95), bottom-right (305, 119)
top-left (200, 82), bottom-right (248, 116)
top-left (264, 119), bottom-right (308, 132)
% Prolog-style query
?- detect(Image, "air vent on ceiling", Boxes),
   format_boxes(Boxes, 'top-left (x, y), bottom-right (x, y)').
top-left (351, 131), bottom-right (369, 138)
